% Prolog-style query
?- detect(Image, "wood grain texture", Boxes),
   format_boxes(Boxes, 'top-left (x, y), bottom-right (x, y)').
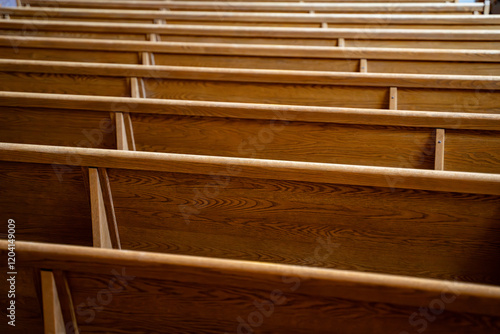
top-left (3, 240), bottom-right (500, 333)
top-left (444, 129), bottom-right (500, 174)
top-left (2, 143), bottom-right (500, 196)
top-left (346, 39), bottom-right (500, 50)
top-left (89, 168), bottom-right (113, 249)
top-left (131, 114), bottom-right (435, 169)
top-left (21, 0), bottom-right (484, 13)
top-left (0, 106), bottom-right (116, 149)
top-left (0, 160), bottom-right (93, 246)
top-left (0, 268), bottom-right (44, 333)
top-left (370, 59), bottom-right (500, 76)
top-left (4, 36), bottom-right (499, 63)
top-left (154, 53), bottom-right (359, 72)
top-left (0, 46), bottom-right (140, 64)
top-left (0, 72), bottom-right (130, 97)
top-left (398, 88), bottom-right (500, 114)
top-left (2, 91), bottom-right (500, 130)
top-left (144, 79), bottom-right (388, 109)
top-left (108, 167), bottom-right (500, 285)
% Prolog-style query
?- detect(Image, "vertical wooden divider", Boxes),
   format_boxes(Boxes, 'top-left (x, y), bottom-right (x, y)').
top-left (360, 59), bottom-right (368, 73)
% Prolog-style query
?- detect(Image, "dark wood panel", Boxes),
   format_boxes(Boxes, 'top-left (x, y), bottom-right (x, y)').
top-left (67, 270), bottom-right (500, 334)
top-left (0, 161), bottom-right (93, 246)
top-left (0, 106), bottom-right (116, 149)
top-left (132, 114), bottom-right (435, 168)
top-left (144, 79), bottom-right (389, 109)
top-left (0, 72), bottom-right (130, 97)
top-left (0, 46), bottom-right (140, 64)
top-left (0, 268), bottom-right (43, 334)
top-left (109, 168), bottom-right (500, 285)
top-left (445, 129), bottom-right (500, 174)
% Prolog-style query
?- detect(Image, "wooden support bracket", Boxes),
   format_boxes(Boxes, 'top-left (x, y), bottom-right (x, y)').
top-left (338, 38), bottom-right (345, 47)
top-left (435, 129), bottom-right (446, 170)
top-left (53, 271), bottom-right (79, 334)
top-left (389, 87), bottom-right (397, 110)
top-left (41, 270), bottom-right (65, 334)
top-left (360, 59), bottom-right (368, 73)
top-left (89, 168), bottom-right (121, 249)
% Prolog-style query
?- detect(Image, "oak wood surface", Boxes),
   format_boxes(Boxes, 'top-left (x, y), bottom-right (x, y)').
top-left (1, 240), bottom-right (499, 333)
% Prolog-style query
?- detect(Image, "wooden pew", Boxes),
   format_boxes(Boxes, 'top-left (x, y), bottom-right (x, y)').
top-left (2, 19), bottom-right (500, 49)
top-left (20, 0), bottom-right (487, 14)
top-left (0, 59), bottom-right (499, 114)
top-left (2, 7), bottom-right (499, 29)
top-left (1, 143), bottom-right (500, 287)
top-left (1, 91), bottom-right (500, 173)
top-left (1, 240), bottom-right (499, 333)
top-left (2, 35), bottom-right (500, 75)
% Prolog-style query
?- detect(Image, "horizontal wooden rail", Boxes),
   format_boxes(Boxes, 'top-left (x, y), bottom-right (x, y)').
top-left (3, 20), bottom-right (500, 49)
top-left (0, 59), bottom-right (498, 90)
top-left (2, 91), bottom-right (500, 172)
top-left (3, 7), bottom-right (498, 26)
top-left (3, 240), bottom-right (500, 332)
top-left (2, 35), bottom-right (500, 75)
top-left (22, 1), bottom-right (485, 13)
top-left (2, 91), bottom-right (500, 131)
top-left (1, 142), bottom-right (500, 195)
top-left (2, 20), bottom-right (498, 40)
top-left (3, 35), bottom-right (500, 63)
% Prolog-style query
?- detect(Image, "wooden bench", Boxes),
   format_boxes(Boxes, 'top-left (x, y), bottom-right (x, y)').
top-left (2, 35), bottom-right (500, 75)
top-left (1, 91), bottom-right (500, 173)
top-left (2, 7), bottom-right (498, 29)
top-left (2, 19), bottom-right (500, 49)
top-left (19, 0), bottom-right (488, 14)
top-left (1, 143), bottom-right (500, 287)
top-left (0, 59), bottom-right (499, 113)
top-left (1, 240), bottom-right (499, 333)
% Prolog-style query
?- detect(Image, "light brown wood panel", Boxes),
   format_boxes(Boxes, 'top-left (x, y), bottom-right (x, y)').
top-left (369, 59), bottom-right (500, 76)
top-left (166, 20), bottom-right (320, 27)
top-left (398, 88), bottom-right (500, 114)
top-left (346, 39), bottom-right (500, 50)
top-left (154, 53), bottom-right (359, 71)
top-left (0, 268), bottom-right (43, 334)
top-left (159, 34), bottom-right (338, 46)
top-left (144, 79), bottom-right (388, 109)
top-left (0, 72), bottom-right (129, 97)
top-left (108, 168), bottom-right (500, 285)
top-left (0, 29), bottom-right (148, 41)
top-left (324, 23), bottom-right (500, 30)
top-left (131, 114), bottom-right (435, 169)
top-left (445, 129), bottom-right (500, 174)
top-left (0, 106), bottom-right (116, 149)
top-left (12, 15), bottom-right (154, 24)
top-left (0, 161), bottom-right (93, 246)
top-left (0, 46), bottom-right (140, 64)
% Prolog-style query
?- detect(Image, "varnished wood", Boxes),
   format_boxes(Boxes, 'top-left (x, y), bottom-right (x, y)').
top-left (40, 270), bottom-right (65, 334)
top-left (359, 58), bottom-right (367, 73)
top-left (389, 87), bottom-right (397, 110)
top-left (89, 168), bottom-right (113, 248)
top-left (22, 1), bottom-right (485, 14)
top-left (2, 91), bottom-right (500, 131)
top-left (2, 240), bottom-right (499, 334)
top-left (3, 7), bottom-right (500, 27)
top-left (2, 143), bottom-right (500, 196)
top-left (98, 167), bottom-right (122, 249)
top-left (52, 270), bottom-right (79, 334)
top-left (435, 129), bottom-right (445, 170)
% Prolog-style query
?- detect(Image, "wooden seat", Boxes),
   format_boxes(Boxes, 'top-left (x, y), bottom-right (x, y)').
top-left (2, 19), bottom-right (500, 48)
top-left (2, 240), bottom-right (500, 333)
top-left (2, 36), bottom-right (500, 75)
